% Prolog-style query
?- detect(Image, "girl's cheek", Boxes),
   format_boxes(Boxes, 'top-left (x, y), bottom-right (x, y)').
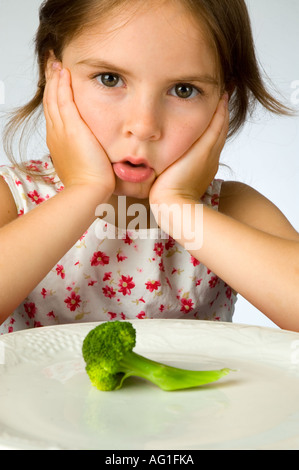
top-left (161, 116), bottom-right (210, 167)
top-left (74, 93), bottom-right (116, 146)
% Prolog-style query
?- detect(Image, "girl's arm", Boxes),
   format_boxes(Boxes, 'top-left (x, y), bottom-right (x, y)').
top-left (0, 65), bottom-right (115, 323)
top-left (150, 96), bottom-right (299, 331)
top-left (200, 198), bottom-right (299, 331)
top-left (0, 181), bottom-right (107, 322)
top-left (152, 189), bottom-right (299, 332)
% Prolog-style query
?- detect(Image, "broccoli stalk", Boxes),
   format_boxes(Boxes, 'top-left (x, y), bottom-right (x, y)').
top-left (82, 321), bottom-right (231, 391)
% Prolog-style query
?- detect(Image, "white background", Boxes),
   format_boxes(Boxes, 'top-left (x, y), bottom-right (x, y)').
top-left (0, 0), bottom-right (298, 329)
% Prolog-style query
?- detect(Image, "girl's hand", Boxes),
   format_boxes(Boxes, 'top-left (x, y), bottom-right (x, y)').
top-left (43, 63), bottom-right (115, 198)
top-left (149, 94), bottom-right (229, 206)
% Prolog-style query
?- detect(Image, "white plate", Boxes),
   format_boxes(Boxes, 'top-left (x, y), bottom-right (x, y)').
top-left (1, 320), bottom-right (299, 450)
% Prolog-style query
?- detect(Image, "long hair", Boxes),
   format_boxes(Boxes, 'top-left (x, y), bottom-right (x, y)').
top-left (2, 0), bottom-right (292, 172)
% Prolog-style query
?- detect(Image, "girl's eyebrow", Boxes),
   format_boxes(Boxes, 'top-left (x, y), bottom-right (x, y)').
top-left (76, 59), bottom-right (131, 78)
top-left (76, 58), bottom-right (219, 86)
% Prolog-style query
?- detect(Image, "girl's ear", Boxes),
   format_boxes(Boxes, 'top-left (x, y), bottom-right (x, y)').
top-left (45, 50), bottom-right (62, 80)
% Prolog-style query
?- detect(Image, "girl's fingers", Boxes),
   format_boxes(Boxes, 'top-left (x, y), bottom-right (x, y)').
top-left (214, 94), bottom-right (230, 151)
top-left (43, 66), bottom-right (53, 127)
top-left (43, 63), bottom-right (64, 130)
top-left (56, 68), bottom-right (84, 131)
top-left (199, 94), bottom-right (229, 154)
top-left (180, 94), bottom-right (229, 166)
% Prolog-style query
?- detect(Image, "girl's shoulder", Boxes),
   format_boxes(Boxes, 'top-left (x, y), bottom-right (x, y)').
top-left (0, 174), bottom-right (18, 226)
top-left (0, 156), bottom-right (63, 216)
top-left (219, 181), bottom-right (299, 241)
top-left (0, 156), bottom-right (58, 183)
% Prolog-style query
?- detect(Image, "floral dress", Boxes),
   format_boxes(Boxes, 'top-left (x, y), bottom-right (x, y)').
top-left (0, 156), bottom-right (237, 334)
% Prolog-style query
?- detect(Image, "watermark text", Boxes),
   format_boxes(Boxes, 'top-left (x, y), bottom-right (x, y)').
top-left (95, 196), bottom-right (204, 250)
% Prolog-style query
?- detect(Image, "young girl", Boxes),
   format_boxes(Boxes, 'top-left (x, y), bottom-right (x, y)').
top-left (0, 0), bottom-right (298, 334)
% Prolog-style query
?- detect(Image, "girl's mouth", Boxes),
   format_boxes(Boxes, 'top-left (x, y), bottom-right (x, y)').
top-left (113, 159), bottom-right (154, 183)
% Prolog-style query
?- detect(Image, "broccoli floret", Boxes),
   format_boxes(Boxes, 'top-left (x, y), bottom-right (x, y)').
top-left (82, 321), bottom-right (231, 391)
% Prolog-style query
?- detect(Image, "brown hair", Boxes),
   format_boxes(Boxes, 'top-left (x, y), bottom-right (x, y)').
top-left (2, 0), bottom-right (292, 171)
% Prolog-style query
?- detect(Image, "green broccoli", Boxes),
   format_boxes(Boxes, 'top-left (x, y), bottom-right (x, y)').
top-left (82, 321), bottom-right (231, 391)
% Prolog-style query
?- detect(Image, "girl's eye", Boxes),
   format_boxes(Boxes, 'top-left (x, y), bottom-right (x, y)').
top-left (97, 73), bottom-right (123, 88)
top-left (170, 83), bottom-right (200, 100)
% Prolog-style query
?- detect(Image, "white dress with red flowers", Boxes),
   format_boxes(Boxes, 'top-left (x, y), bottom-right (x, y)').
top-left (0, 157), bottom-right (237, 334)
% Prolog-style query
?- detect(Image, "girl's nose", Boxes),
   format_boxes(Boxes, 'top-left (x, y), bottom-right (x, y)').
top-left (122, 97), bottom-right (162, 142)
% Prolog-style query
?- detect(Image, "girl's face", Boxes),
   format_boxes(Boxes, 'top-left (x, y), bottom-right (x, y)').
top-left (60, 1), bottom-right (221, 199)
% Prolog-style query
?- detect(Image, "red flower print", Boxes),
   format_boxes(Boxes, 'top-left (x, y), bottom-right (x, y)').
top-left (209, 276), bottom-right (219, 288)
top-left (211, 193), bottom-right (219, 207)
top-left (154, 242), bottom-right (164, 257)
top-left (103, 272), bottom-right (112, 282)
top-left (56, 264), bottom-right (65, 279)
top-left (136, 312), bottom-right (146, 319)
top-left (196, 278), bottom-right (203, 287)
top-left (41, 288), bottom-right (51, 299)
top-left (190, 256), bottom-right (200, 267)
top-left (108, 312), bottom-right (117, 320)
top-left (42, 175), bottom-right (52, 184)
top-left (159, 304), bottom-right (165, 312)
top-left (180, 298), bottom-right (194, 314)
top-left (47, 311), bottom-right (56, 319)
top-left (226, 287), bottom-right (232, 300)
top-left (118, 275), bottom-right (135, 296)
top-left (117, 252), bottom-right (128, 262)
top-left (24, 302), bottom-right (37, 319)
top-left (15, 179), bottom-right (22, 186)
top-left (123, 232), bottom-right (134, 245)
top-left (145, 280), bottom-right (161, 292)
top-left (64, 291), bottom-right (81, 311)
top-left (79, 231), bottom-right (88, 241)
top-left (88, 280), bottom-right (97, 287)
top-left (8, 318), bottom-right (16, 333)
top-left (26, 163), bottom-right (40, 172)
top-left (165, 237), bottom-right (175, 250)
top-left (158, 260), bottom-right (165, 272)
top-left (102, 285), bottom-right (116, 299)
top-left (91, 251), bottom-right (110, 267)
top-left (120, 313), bottom-right (126, 320)
top-left (28, 190), bottom-right (45, 205)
